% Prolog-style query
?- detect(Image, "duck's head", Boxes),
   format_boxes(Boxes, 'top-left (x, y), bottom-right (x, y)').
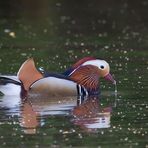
top-left (67, 57), bottom-right (116, 93)
top-left (82, 58), bottom-right (116, 84)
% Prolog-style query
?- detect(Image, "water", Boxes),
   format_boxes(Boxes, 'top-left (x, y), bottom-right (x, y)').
top-left (0, 0), bottom-right (148, 147)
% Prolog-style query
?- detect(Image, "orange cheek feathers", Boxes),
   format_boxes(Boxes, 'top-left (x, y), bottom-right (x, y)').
top-left (98, 67), bottom-right (110, 78)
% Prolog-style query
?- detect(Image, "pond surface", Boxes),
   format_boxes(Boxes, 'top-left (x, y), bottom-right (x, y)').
top-left (0, 0), bottom-right (148, 147)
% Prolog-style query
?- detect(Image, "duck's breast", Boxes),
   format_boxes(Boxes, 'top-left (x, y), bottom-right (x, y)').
top-left (29, 77), bottom-right (77, 96)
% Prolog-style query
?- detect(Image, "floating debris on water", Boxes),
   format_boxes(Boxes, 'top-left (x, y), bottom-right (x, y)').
top-left (4, 29), bottom-right (10, 33)
top-left (4, 29), bottom-right (16, 38)
top-left (9, 32), bottom-right (16, 38)
top-left (21, 53), bottom-right (27, 56)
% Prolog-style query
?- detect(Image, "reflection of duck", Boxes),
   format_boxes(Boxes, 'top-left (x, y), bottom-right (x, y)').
top-left (72, 96), bottom-right (112, 132)
top-left (0, 57), bottom-right (115, 97)
top-left (0, 95), bottom-right (78, 134)
top-left (20, 100), bottom-right (39, 134)
top-left (20, 96), bottom-right (112, 134)
top-left (19, 96), bottom-right (78, 134)
top-left (0, 94), bottom-right (112, 134)
top-left (27, 95), bottom-right (78, 115)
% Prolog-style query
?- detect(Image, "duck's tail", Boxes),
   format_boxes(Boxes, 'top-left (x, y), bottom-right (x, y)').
top-left (17, 58), bottom-right (43, 91)
top-left (0, 58), bottom-right (43, 95)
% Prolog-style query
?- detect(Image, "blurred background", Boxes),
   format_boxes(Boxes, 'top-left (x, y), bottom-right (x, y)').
top-left (0, 1), bottom-right (148, 147)
top-left (0, 0), bottom-right (148, 74)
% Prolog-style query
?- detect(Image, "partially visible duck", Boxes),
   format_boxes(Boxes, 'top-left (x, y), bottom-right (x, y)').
top-left (0, 57), bottom-right (115, 97)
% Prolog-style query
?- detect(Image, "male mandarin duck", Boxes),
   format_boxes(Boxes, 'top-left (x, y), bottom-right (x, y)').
top-left (0, 57), bottom-right (116, 97)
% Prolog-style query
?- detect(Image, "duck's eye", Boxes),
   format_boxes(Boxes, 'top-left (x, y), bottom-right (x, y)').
top-left (100, 65), bottom-right (104, 69)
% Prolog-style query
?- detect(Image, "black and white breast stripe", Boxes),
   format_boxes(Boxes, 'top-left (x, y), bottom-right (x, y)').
top-left (76, 84), bottom-right (88, 96)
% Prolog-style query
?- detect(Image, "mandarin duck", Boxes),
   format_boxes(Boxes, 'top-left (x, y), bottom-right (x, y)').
top-left (0, 57), bottom-right (115, 97)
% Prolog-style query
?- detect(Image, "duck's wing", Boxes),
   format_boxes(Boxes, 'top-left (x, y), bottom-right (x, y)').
top-left (17, 58), bottom-right (43, 91)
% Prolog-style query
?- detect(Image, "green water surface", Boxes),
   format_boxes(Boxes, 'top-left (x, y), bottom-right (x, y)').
top-left (0, 1), bottom-right (148, 147)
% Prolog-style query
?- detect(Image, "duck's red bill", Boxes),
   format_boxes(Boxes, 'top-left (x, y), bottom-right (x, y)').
top-left (104, 73), bottom-right (116, 85)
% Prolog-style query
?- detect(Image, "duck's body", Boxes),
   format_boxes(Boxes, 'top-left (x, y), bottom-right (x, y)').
top-left (0, 57), bottom-right (115, 97)
top-left (0, 74), bottom-right (87, 97)
top-left (29, 76), bottom-right (88, 97)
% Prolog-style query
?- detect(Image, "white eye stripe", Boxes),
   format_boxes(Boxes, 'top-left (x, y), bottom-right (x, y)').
top-left (82, 59), bottom-right (109, 69)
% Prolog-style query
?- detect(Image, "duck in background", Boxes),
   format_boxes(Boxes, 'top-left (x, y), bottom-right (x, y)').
top-left (0, 57), bottom-right (116, 97)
